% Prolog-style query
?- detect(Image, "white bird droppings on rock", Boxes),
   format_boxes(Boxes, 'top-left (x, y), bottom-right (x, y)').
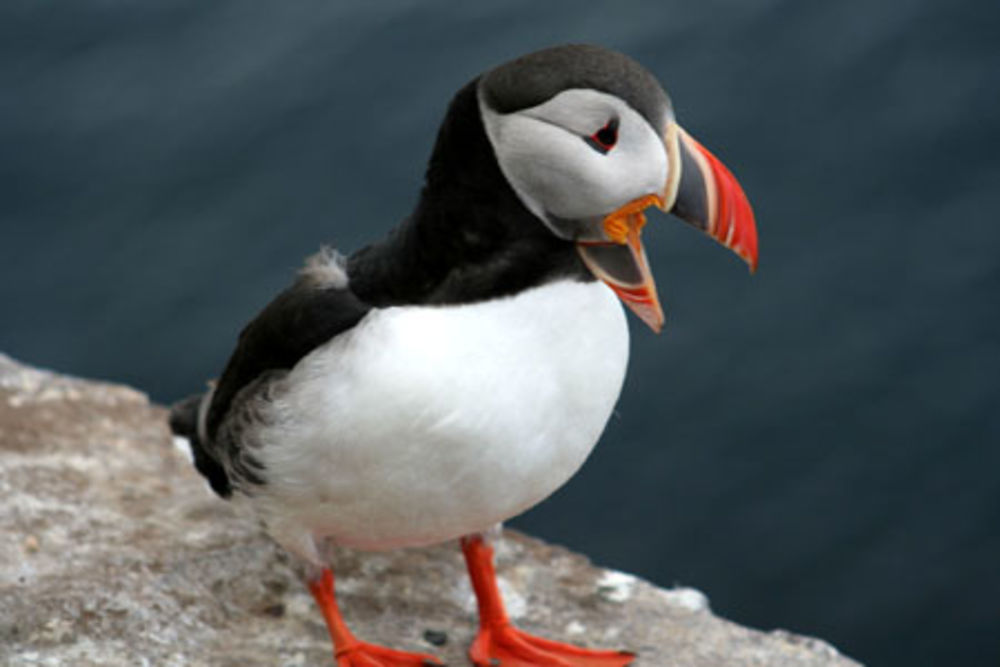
top-left (597, 569), bottom-right (638, 603)
top-left (456, 574), bottom-right (527, 620)
top-left (662, 586), bottom-right (711, 612)
top-left (171, 436), bottom-right (194, 464)
top-left (499, 576), bottom-right (528, 619)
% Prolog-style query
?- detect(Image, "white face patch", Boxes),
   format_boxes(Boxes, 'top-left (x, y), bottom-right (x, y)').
top-left (479, 88), bottom-right (669, 236)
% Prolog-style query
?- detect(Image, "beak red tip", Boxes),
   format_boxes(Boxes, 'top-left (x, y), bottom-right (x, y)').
top-left (688, 135), bottom-right (759, 273)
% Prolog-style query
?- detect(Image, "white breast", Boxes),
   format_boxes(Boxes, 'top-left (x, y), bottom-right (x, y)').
top-left (253, 279), bottom-right (629, 559)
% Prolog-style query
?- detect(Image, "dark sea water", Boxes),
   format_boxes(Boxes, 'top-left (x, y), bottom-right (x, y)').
top-left (2, 2), bottom-right (998, 665)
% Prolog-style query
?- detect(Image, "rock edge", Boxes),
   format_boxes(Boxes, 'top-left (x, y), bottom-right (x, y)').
top-left (0, 354), bottom-right (860, 666)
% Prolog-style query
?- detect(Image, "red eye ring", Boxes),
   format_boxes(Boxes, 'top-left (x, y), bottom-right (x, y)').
top-left (585, 118), bottom-right (619, 154)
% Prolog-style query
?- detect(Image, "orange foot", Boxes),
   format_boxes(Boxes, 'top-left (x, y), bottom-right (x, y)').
top-left (308, 567), bottom-right (442, 667)
top-left (461, 534), bottom-right (635, 667)
top-left (334, 641), bottom-right (441, 667)
top-left (469, 623), bottom-right (634, 667)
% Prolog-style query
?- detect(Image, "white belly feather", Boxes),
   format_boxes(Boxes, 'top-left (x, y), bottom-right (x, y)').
top-left (253, 279), bottom-right (629, 559)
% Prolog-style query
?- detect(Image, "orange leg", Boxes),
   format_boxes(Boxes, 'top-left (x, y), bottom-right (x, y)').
top-left (461, 534), bottom-right (635, 667)
top-left (307, 567), bottom-right (442, 666)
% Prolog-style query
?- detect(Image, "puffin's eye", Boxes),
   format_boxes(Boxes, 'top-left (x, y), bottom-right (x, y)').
top-left (584, 118), bottom-right (619, 154)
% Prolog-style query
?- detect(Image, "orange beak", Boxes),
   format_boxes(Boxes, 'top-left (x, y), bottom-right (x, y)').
top-left (576, 123), bottom-right (758, 333)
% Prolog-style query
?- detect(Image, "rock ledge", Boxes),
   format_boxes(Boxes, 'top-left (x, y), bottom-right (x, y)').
top-left (0, 354), bottom-right (860, 666)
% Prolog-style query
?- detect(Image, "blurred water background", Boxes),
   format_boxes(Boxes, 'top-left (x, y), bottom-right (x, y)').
top-left (2, 2), bottom-right (998, 665)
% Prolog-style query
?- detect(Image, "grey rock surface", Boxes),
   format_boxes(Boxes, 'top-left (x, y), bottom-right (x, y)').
top-left (0, 354), bottom-right (861, 666)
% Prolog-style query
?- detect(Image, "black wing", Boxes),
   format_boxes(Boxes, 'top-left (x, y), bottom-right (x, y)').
top-left (207, 280), bottom-right (371, 440)
top-left (170, 268), bottom-right (371, 498)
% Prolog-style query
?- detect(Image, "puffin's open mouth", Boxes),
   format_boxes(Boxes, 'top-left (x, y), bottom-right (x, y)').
top-left (577, 195), bottom-right (666, 333)
top-left (576, 123), bottom-right (759, 334)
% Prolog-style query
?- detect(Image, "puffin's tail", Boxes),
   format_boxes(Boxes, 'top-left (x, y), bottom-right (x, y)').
top-left (168, 393), bottom-right (233, 498)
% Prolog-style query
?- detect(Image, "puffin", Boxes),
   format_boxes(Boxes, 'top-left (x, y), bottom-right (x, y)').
top-left (169, 44), bottom-right (758, 667)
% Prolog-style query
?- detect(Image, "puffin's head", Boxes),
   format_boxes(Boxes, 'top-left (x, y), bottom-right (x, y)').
top-left (478, 44), bottom-right (758, 332)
